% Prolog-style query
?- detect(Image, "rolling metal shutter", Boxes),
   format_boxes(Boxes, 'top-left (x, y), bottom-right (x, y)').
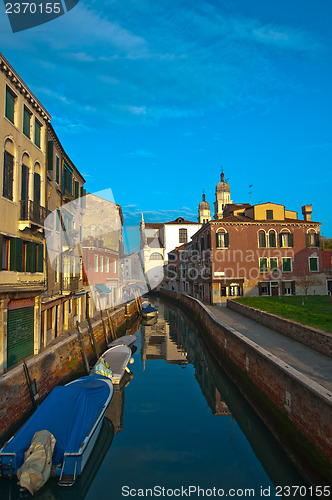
top-left (7, 307), bottom-right (34, 368)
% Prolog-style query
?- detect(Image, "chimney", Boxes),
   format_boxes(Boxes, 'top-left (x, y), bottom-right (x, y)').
top-left (302, 205), bottom-right (312, 222)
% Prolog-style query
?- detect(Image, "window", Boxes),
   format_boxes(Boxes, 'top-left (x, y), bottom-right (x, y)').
top-left (279, 232), bottom-right (294, 248)
top-left (95, 254), bottom-right (98, 272)
top-left (270, 258), bottom-right (278, 272)
top-left (74, 181), bottom-right (79, 199)
top-left (216, 231), bottom-right (229, 248)
top-left (56, 209), bottom-right (60, 232)
top-left (5, 86), bottom-right (16, 123)
top-left (201, 237), bottom-right (205, 251)
top-left (150, 253), bottom-right (163, 260)
top-left (63, 162), bottom-right (73, 194)
top-left (282, 257), bottom-right (292, 272)
top-left (306, 233), bottom-right (320, 248)
top-left (55, 156), bottom-right (60, 184)
top-left (35, 119), bottom-right (41, 148)
top-left (34, 172), bottom-right (41, 206)
top-left (258, 282), bottom-right (270, 296)
top-left (114, 259), bottom-right (117, 273)
top-left (179, 228), bottom-right (188, 243)
top-left (266, 210), bottom-right (273, 220)
top-left (268, 230), bottom-right (277, 248)
top-left (23, 106), bottom-right (32, 138)
top-left (106, 257), bottom-right (110, 273)
top-left (100, 256), bottom-right (104, 273)
top-left (309, 256), bottom-right (318, 272)
top-left (282, 281), bottom-right (295, 295)
top-left (259, 258), bottom-right (268, 272)
top-left (207, 232), bottom-right (211, 249)
top-left (0, 235), bottom-right (10, 270)
top-left (258, 231), bottom-right (266, 248)
top-left (3, 151), bottom-right (14, 200)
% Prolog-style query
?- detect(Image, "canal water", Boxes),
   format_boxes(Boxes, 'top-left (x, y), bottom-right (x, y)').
top-left (0, 297), bottom-right (317, 499)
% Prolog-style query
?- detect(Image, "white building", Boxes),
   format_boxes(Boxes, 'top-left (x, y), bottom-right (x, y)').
top-left (140, 215), bottom-right (201, 289)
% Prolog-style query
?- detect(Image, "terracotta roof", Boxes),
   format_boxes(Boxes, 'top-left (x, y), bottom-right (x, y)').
top-left (165, 217), bottom-right (200, 225)
top-left (144, 223), bottom-right (163, 228)
top-left (212, 216), bottom-right (321, 224)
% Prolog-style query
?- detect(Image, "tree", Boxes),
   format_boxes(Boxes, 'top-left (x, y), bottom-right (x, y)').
top-left (321, 236), bottom-right (332, 249)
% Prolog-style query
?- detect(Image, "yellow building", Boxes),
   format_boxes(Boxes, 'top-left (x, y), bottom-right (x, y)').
top-left (0, 52), bottom-right (51, 373)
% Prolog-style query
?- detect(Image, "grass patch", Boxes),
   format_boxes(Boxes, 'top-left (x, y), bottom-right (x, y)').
top-left (233, 296), bottom-right (332, 333)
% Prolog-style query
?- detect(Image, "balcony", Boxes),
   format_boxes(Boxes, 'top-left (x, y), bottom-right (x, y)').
top-left (63, 276), bottom-right (80, 292)
top-left (63, 189), bottom-right (74, 204)
top-left (20, 200), bottom-right (47, 226)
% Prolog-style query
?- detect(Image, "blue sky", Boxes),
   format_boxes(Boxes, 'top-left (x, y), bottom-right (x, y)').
top-left (1, 0), bottom-right (331, 245)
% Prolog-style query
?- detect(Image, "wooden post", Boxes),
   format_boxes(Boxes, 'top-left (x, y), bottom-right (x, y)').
top-left (106, 309), bottom-right (116, 340)
top-left (86, 294), bottom-right (99, 359)
top-left (76, 322), bottom-right (90, 374)
top-left (106, 308), bottom-right (114, 341)
top-left (23, 359), bottom-right (39, 410)
top-left (100, 310), bottom-right (109, 345)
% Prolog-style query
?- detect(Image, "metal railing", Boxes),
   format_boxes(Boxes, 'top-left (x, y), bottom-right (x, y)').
top-left (63, 276), bottom-right (80, 292)
top-left (20, 200), bottom-right (46, 226)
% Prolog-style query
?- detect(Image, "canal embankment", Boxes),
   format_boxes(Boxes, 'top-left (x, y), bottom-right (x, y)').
top-left (227, 299), bottom-right (332, 358)
top-left (0, 299), bottom-right (140, 446)
top-left (160, 289), bottom-right (332, 485)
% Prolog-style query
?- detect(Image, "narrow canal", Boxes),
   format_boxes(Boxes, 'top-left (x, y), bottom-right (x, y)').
top-left (1, 297), bottom-right (318, 499)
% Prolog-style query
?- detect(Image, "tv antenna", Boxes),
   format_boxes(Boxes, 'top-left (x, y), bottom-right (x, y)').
top-left (249, 184), bottom-right (253, 205)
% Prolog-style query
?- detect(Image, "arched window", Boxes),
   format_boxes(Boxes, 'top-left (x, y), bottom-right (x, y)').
top-left (33, 162), bottom-right (41, 207)
top-left (268, 230), bottom-right (277, 248)
top-left (306, 229), bottom-right (319, 248)
top-left (216, 229), bottom-right (229, 248)
top-left (150, 252), bottom-right (163, 260)
top-left (258, 230), bottom-right (267, 248)
top-left (279, 230), bottom-right (293, 248)
top-left (3, 138), bottom-right (15, 201)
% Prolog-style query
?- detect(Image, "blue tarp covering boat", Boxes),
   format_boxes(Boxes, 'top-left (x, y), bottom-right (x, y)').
top-left (1, 375), bottom-right (112, 474)
top-left (141, 304), bottom-right (157, 314)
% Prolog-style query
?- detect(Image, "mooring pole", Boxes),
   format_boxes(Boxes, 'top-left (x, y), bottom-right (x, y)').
top-left (22, 359), bottom-right (39, 410)
top-left (86, 293), bottom-right (99, 359)
top-left (76, 322), bottom-right (90, 374)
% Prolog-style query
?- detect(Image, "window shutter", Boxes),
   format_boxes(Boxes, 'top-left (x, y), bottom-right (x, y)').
top-left (291, 281), bottom-right (296, 295)
top-left (26, 242), bottom-right (36, 272)
top-left (279, 233), bottom-right (283, 247)
top-left (75, 181), bottom-right (79, 199)
top-left (269, 232), bottom-right (276, 248)
top-left (10, 238), bottom-right (23, 272)
top-left (315, 234), bottom-right (320, 247)
top-left (289, 233), bottom-right (294, 247)
top-left (225, 233), bottom-right (229, 248)
top-left (281, 282), bottom-right (286, 295)
top-left (47, 141), bottom-right (53, 170)
top-left (3, 151), bottom-right (14, 200)
top-left (0, 235), bottom-right (4, 271)
top-left (34, 173), bottom-right (41, 206)
top-left (258, 282), bottom-right (262, 296)
top-left (37, 244), bottom-right (44, 272)
top-left (216, 233), bottom-right (219, 248)
top-left (35, 121), bottom-right (41, 148)
top-left (56, 157), bottom-right (60, 183)
top-left (5, 88), bottom-right (15, 122)
top-left (305, 234), bottom-right (310, 247)
top-left (23, 107), bottom-right (31, 138)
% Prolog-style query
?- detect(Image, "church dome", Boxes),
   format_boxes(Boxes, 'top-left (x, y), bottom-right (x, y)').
top-left (216, 172), bottom-right (230, 193)
top-left (199, 193), bottom-right (210, 210)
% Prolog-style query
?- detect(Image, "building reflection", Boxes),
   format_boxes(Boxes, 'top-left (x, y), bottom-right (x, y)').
top-left (141, 301), bottom-right (188, 369)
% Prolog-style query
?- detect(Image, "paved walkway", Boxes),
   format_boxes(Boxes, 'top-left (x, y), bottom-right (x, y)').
top-left (206, 303), bottom-right (332, 393)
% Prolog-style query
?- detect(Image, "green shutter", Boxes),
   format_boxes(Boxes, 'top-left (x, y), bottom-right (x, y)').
top-left (216, 233), bottom-right (219, 248)
top-left (283, 258), bottom-right (291, 272)
top-left (7, 307), bottom-right (34, 368)
top-left (47, 141), bottom-right (54, 171)
top-left (23, 107), bottom-right (31, 138)
top-left (56, 157), bottom-right (60, 184)
top-left (5, 87), bottom-right (15, 123)
top-left (37, 244), bottom-right (44, 272)
top-left (315, 234), bottom-right (320, 247)
top-left (291, 281), bottom-right (296, 295)
top-left (270, 258), bottom-right (278, 271)
top-left (269, 231), bottom-right (276, 248)
top-left (281, 282), bottom-right (286, 295)
top-left (10, 238), bottom-right (23, 272)
top-left (3, 151), bottom-right (14, 200)
top-left (279, 233), bottom-right (283, 247)
top-left (309, 257), bottom-right (318, 272)
top-left (26, 242), bottom-right (36, 272)
top-left (35, 120), bottom-right (41, 148)
top-left (289, 233), bottom-right (294, 247)
top-left (75, 181), bottom-right (79, 199)
top-left (224, 233), bottom-right (229, 248)
top-left (0, 235), bottom-right (4, 271)
top-left (305, 234), bottom-right (310, 247)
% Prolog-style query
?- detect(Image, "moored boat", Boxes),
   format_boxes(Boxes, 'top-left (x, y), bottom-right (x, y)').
top-left (92, 345), bottom-right (133, 385)
top-left (0, 375), bottom-right (113, 490)
top-left (141, 304), bottom-right (158, 319)
top-left (108, 334), bottom-right (138, 349)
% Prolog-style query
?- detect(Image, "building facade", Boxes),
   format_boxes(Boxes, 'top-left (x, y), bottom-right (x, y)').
top-left (165, 173), bottom-right (326, 303)
top-left (0, 52), bottom-right (51, 373)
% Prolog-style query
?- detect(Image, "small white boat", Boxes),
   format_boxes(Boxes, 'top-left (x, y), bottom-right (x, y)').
top-left (93, 345), bottom-right (132, 385)
top-left (108, 334), bottom-right (138, 349)
top-left (0, 375), bottom-right (113, 490)
top-left (141, 304), bottom-right (158, 319)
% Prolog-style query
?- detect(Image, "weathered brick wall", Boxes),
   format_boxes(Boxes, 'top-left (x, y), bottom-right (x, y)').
top-left (0, 301), bottom-right (137, 445)
top-left (227, 299), bottom-right (332, 358)
top-left (161, 290), bottom-right (332, 468)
